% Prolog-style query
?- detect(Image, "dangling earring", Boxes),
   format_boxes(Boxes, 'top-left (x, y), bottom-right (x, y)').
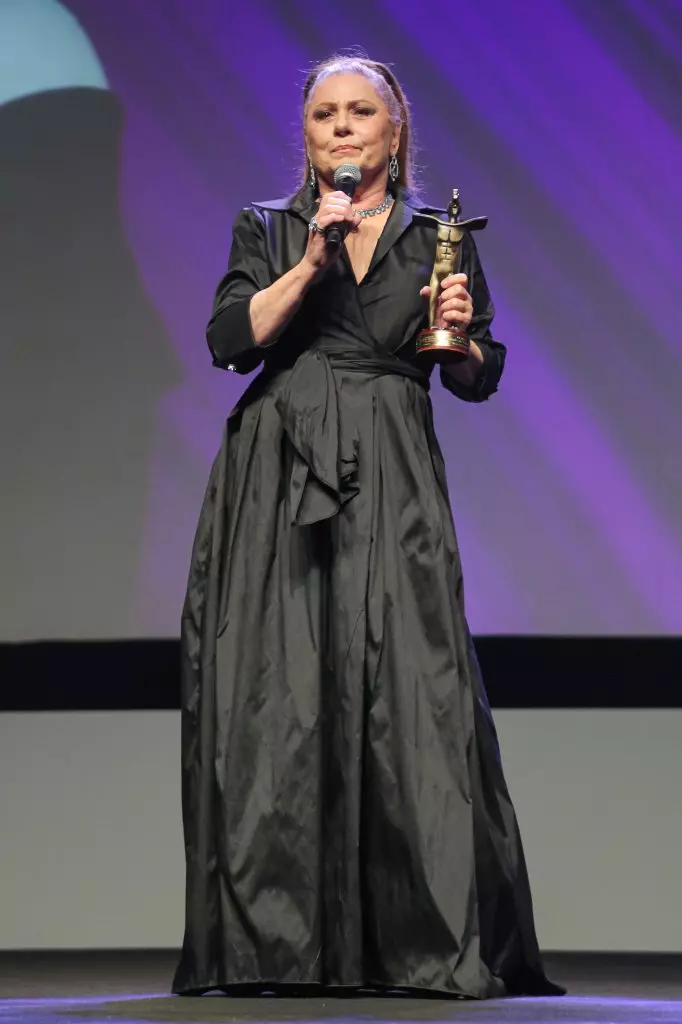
top-left (308, 158), bottom-right (316, 190)
top-left (389, 153), bottom-right (399, 182)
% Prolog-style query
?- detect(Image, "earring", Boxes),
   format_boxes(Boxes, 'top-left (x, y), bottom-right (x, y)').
top-left (308, 160), bottom-right (316, 190)
top-left (389, 154), bottom-right (399, 182)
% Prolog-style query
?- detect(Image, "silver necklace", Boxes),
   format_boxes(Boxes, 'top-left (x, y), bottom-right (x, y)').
top-left (356, 193), bottom-right (393, 217)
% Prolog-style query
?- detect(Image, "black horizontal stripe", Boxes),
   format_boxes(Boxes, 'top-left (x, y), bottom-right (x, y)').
top-left (0, 636), bottom-right (680, 711)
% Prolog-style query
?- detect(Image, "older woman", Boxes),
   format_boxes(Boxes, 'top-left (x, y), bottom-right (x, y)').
top-left (173, 55), bottom-right (560, 1000)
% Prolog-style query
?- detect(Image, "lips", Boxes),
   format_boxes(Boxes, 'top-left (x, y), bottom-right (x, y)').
top-left (334, 145), bottom-right (359, 153)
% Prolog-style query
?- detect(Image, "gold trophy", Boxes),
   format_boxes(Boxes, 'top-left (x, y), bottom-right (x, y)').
top-left (416, 189), bottom-right (488, 363)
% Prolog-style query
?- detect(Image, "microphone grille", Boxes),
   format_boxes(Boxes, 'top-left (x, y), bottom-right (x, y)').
top-left (333, 163), bottom-right (362, 186)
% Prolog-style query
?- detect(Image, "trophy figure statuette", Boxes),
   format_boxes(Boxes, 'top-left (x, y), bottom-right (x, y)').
top-left (416, 189), bottom-right (488, 364)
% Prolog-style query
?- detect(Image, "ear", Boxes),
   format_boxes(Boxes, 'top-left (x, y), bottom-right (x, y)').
top-left (390, 124), bottom-right (401, 156)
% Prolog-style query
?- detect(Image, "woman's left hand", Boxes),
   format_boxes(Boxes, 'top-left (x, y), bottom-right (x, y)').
top-left (419, 273), bottom-right (473, 331)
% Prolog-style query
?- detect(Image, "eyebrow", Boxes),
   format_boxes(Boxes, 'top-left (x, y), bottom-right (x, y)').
top-left (312, 99), bottom-right (377, 108)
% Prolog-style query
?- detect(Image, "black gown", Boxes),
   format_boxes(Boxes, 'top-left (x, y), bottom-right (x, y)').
top-left (173, 184), bottom-right (561, 999)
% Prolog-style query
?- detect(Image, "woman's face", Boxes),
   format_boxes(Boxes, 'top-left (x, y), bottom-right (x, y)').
top-left (305, 73), bottom-right (400, 186)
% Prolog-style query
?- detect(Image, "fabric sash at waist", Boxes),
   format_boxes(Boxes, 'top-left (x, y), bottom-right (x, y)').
top-left (273, 348), bottom-right (429, 526)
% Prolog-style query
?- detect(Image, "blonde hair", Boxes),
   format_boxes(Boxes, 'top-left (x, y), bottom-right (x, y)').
top-left (302, 53), bottom-right (416, 193)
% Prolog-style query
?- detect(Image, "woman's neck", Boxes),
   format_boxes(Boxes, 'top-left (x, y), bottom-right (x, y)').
top-left (318, 172), bottom-right (390, 211)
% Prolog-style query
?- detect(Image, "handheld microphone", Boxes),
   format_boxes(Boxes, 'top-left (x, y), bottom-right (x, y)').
top-left (326, 163), bottom-right (362, 249)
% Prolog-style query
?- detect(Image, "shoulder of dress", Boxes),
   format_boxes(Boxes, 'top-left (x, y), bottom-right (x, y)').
top-left (403, 191), bottom-right (448, 217)
top-left (250, 194), bottom-right (298, 211)
top-left (408, 204), bottom-right (449, 228)
top-left (410, 203), bottom-right (448, 217)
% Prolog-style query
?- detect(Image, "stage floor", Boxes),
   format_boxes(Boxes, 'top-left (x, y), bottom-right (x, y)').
top-left (1, 950), bottom-right (681, 1024)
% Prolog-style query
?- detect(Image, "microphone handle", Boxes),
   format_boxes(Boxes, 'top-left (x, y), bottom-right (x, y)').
top-left (325, 223), bottom-right (347, 249)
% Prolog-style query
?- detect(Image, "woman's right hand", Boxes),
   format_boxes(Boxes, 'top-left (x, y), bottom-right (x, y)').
top-left (302, 190), bottom-right (362, 274)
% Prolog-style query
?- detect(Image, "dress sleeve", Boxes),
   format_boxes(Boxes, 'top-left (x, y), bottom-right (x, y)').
top-left (439, 231), bottom-right (506, 402)
top-left (206, 207), bottom-right (271, 375)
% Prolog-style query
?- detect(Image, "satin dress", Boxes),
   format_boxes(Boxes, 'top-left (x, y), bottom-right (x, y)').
top-left (172, 184), bottom-right (561, 999)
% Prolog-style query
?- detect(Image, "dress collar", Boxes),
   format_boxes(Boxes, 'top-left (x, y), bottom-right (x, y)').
top-left (251, 184), bottom-right (448, 221)
top-left (250, 185), bottom-right (448, 281)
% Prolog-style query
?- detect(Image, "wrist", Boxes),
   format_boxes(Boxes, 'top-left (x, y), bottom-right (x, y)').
top-left (456, 341), bottom-right (484, 386)
top-left (468, 339), bottom-right (484, 368)
top-left (298, 255), bottom-right (324, 288)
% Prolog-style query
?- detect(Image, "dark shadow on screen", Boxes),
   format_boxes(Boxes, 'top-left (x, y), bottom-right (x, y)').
top-left (0, 88), bottom-right (180, 639)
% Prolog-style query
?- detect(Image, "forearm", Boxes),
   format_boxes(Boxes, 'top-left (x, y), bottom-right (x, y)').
top-left (249, 258), bottom-right (319, 347)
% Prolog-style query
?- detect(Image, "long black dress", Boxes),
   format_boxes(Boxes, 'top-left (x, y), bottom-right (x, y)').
top-left (173, 184), bottom-right (560, 999)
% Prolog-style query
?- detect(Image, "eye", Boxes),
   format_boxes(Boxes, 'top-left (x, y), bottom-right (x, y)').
top-left (313, 109), bottom-right (332, 121)
top-left (355, 106), bottom-right (375, 116)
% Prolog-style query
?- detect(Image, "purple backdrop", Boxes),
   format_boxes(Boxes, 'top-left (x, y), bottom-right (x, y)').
top-left (7, 0), bottom-right (682, 638)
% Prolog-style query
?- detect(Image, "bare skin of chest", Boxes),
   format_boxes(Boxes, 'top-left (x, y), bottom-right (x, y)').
top-left (344, 208), bottom-right (392, 285)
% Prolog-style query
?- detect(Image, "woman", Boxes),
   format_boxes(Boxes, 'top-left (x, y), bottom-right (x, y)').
top-left (173, 55), bottom-right (560, 1000)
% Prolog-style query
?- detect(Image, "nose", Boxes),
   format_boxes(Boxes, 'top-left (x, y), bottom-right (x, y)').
top-left (334, 111), bottom-right (351, 135)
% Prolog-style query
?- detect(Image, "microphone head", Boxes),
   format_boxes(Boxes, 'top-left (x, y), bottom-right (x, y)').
top-left (333, 162), bottom-right (361, 196)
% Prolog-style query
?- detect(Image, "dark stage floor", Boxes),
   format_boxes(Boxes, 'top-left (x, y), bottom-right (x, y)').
top-left (1, 950), bottom-right (681, 1024)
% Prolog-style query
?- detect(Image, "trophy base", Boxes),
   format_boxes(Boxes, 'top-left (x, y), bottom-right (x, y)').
top-left (416, 328), bottom-right (470, 364)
